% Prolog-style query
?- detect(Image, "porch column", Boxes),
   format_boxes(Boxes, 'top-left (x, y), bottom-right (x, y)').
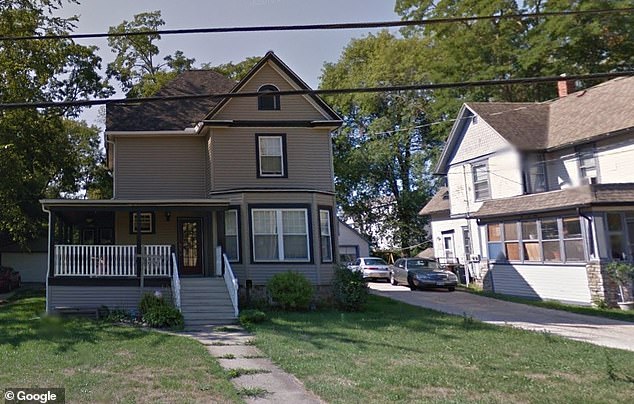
top-left (49, 212), bottom-right (56, 277)
top-left (136, 208), bottom-right (142, 279)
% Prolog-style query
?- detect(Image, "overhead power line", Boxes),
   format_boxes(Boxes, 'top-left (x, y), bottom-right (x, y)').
top-left (0, 71), bottom-right (631, 110)
top-left (0, 8), bottom-right (632, 41)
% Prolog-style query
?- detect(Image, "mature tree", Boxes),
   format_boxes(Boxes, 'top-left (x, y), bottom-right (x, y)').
top-left (394, 0), bottom-right (634, 114)
top-left (321, 31), bottom-right (442, 252)
top-left (107, 11), bottom-right (195, 97)
top-left (201, 56), bottom-right (261, 81)
top-left (0, 0), bottom-right (111, 244)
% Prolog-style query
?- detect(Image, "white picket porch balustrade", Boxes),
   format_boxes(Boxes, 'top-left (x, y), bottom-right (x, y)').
top-left (54, 245), bottom-right (172, 277)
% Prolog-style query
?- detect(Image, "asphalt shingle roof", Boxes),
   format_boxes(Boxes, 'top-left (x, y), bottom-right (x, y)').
top-left (474, 183), bottom-right (634, 219)
top-left (465, 76), bottom-right (634, 151)
top-left (106, 70), bottom-right (236, 131)
top-left (419, 187), bottom-right (450, 216)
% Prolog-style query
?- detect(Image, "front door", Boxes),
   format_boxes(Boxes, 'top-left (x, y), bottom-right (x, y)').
top-left (178, 218), bottom-right (203, 275)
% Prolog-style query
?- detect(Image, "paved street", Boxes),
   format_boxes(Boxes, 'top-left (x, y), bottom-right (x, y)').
top-left (369, 282), bottom-right (634, 352)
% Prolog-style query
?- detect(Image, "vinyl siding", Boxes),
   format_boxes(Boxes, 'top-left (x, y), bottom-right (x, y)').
top-left (214, 63), bottom-right (326, 121)
top-left (114, 136), bottom-right (207, 199)
top-left (489, 264), bottom-right (592, 305)
top-left (210, 128), bottom-right (334, 192)
top-left (48, 285), bottom-right (172, 311)
top-left (596, 136), bottom-right (634, 183)
top-left (488, 149), bottom-right (523, 198)
top-left (337, 222), bottom-right (370, 258)
top-left (430, 218), bottom-right (484, 264)
top-left (224, 191), bottom-right (336, 286)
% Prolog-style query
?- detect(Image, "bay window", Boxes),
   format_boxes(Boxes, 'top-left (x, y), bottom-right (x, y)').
top-left (224, 209), bottom-right (240, 262)
top-left (252, 208), bottom-right (310, 262)
top-left (319, 209), bottom-right (333, 263)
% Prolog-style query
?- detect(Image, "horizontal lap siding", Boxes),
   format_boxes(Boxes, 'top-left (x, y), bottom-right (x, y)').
top-left (223, 192), bottom-right (335, 286)
top-left (214, 64), bottom-right (326, 121)
top-left (211, 128), bottom-right (334, 192)
top-left (48, 286), bottom-right (172, 311)
top-left (114, 210), bottom-right (204, 246)
top-left (490, 264), bottom-right (591, 304)
top-left (115, 137), bottom-right (206, 199)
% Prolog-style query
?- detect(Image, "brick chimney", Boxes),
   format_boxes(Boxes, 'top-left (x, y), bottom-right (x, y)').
top-left (557, 74), bottom-right (575, 97)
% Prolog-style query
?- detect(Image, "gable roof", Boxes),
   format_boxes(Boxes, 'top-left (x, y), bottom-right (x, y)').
top-left (338, 218), bottom-right (371, 245)
top-left (436, 76), bottom-right (634, 174)
top-left (106, 70), bottom-right (236, 131)
top-left (204, 51), bottom-right (340, 122)
top-left (419, 187), bottom-right (450, 216)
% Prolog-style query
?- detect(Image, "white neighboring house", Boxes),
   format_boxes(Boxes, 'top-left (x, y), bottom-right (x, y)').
top-left (420, 76), bottom-right (634, 306)
top-left (0, 237), bottom-right (48, 283)
top-left (337, 219), bottom-right (371, 263)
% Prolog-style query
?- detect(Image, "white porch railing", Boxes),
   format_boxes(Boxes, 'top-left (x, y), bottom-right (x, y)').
top-left (54, 245), bottom-right (172, 277)
top-left (171, 252), bottom-right (181, 311)
top-left (223, 253), bottom-right (239, 317)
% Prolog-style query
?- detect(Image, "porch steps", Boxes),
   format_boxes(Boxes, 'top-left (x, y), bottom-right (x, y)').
top-left (179, 277), bottom-right (237, 326)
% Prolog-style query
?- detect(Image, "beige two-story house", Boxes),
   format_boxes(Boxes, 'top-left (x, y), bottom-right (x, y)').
top-left (40, 52), bottom-right (342, 325)
top-left (421, 76), bottom-right (634, 306)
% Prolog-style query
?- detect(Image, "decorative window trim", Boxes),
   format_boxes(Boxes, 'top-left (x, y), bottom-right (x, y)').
top-left (224, 208), bottom-right (241, 263)
top-left (257, 84), bottom-right (281, 111)
top-left (129, 212), bottom-right (155, 234)
top-left (249, 205), bottom-right (312, 263)
top-left (318, 206), bottom-right (334, 263)
top-left (255, 134), bottom-right (287, 178)
top-left (472, 161), bottom-right (491, 201)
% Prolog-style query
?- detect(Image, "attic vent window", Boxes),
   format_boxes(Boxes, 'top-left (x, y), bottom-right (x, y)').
top-left (258, 84), bottom-right (280, 110)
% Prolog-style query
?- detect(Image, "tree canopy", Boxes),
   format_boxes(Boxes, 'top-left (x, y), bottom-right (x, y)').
top-left (0, 0), bottom-right (111, 244)
top-left (325, 0), bottom-right (634, 251)
top-left (106, 10), bottom-right (196, 98)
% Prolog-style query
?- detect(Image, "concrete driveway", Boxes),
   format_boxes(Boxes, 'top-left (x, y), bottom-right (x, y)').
top-left (369, 282), bottom-right (634, 352)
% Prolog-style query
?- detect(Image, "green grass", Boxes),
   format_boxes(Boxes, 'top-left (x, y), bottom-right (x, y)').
top-left (461, 287), bottom-right (634, 323)
top-left (0, 290), bottom-right (240, 403)
top-left (247, 295), bottom-right (634, 404)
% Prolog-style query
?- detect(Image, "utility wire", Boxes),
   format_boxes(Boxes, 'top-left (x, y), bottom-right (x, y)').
top-left (0, 8), bottom-right (631, 41)
top-left (1, 71), bottom-right (632, 110)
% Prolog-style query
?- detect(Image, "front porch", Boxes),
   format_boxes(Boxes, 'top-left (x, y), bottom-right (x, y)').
top-left (40, 199), bottom-right (240, 324)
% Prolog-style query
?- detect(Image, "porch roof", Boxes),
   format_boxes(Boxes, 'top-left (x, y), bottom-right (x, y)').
top-left (474, 183), bottom-right (634, 219)
top-left (40, 198), bottom-right (230, 211)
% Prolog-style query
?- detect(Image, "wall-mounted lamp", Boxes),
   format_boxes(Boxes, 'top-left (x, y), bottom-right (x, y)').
top-left (165, 211), bottom-right (171, 222)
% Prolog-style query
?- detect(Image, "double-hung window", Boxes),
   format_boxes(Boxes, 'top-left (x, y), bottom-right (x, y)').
top-left (577, 145), bottom-right (598, 183)
top-left (252, 208), bottom-right (310, 262)
top-left (472, 162), bottom-right (490, 201)
top-left (224, 209), bottom-right (240, 262)
top-left (130, 212), bottom-right (154, 234)
top-left (319, 209), bottom-right (333, 262)
top-left (258, 84), bottom-right (280, 110)
top-left (257, 135), bottom-right (285, 177)
top-left (523, 154), bottom-right (547, 193)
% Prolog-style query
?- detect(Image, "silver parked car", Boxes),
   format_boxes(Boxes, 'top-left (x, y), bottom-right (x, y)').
top-left (348, 257), bottom-right (391, 282)
top-left (389, 257), bottom-right (458, 291)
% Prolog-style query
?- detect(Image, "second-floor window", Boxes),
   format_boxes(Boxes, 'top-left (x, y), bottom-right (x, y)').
top-left (577, 145), bottom-right (598, 184)
top-left (523, 154), bottom-right (547, 194)
top-left (258, 84), bottom-right (280, 110)
top-left (472, 162), bottom-right (490, 201)
top-left (257, 135), bottom-right (286, 177)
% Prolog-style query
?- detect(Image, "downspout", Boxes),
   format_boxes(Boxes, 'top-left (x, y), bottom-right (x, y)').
top-left (577, 207), bottom-right (595, 259)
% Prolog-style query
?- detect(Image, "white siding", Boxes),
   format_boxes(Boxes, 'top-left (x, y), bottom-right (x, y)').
top-left (2, 253), bottom-right (47, 283)
top-left (489, 264), bottom-right (591, 305)
top-left (488, 149), bottom-right (523, 199)
top-left (431, 218), bottom-right (482, 264)
top-left (596, 137), bottom-right (634, 183)
top-left (449, 116), bottom-right (510, 165)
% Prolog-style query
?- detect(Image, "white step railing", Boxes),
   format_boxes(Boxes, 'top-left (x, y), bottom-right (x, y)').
top-left (54, 245), bottom-right (171, 277)
top-left (223, 253), bottom-right (239, 317)
top-left (171, 252), bottom-right (181, 310)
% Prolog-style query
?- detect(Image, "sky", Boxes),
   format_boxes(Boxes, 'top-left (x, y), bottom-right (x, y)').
top-left (56, 0), bottom-right (401, 127)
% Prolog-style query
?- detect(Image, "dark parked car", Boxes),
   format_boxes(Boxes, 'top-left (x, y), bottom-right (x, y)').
top-left (0, 266), bottom-right (21, 292)
top-left (389, 258), bottom-right (458, 291)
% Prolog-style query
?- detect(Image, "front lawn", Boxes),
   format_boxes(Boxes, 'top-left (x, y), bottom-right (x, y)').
top-left (247, 295), bottom-right (634, 404)
top-left (0, 290), bottom-right (239, 403)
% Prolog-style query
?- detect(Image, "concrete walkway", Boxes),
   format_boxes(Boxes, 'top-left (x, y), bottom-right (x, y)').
top-left (369, 283), bottom-right (634, 352)
top-left (179, 326), bottom-right (323, 404)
